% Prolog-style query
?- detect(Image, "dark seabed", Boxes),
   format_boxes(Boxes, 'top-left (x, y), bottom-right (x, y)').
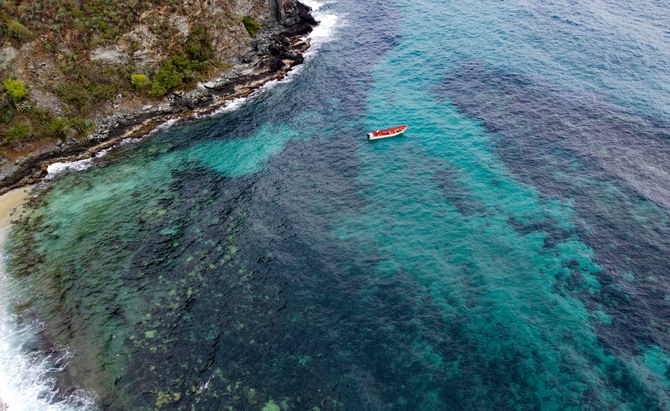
top-left (2, 0), bottom-right (670, 409)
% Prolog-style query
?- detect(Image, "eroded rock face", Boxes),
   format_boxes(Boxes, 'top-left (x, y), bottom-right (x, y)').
top-left (6, 0), bottom-right (313, 95)
top-left (170, 14), bottom-right (190, 39)
top-left (122, 24), bottom-right (165, 70)
top-left (90, 46), bottom-right (129, 64)
top-left (0, 46), bottom-right (18, 70)
top-left (279, 0), bottom-right (319, 35)
top-left (27, 88), bottom-right (66, 117)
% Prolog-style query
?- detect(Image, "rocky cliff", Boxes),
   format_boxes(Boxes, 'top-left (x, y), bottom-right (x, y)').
top-left (0, 0), bottom-right (316, 190)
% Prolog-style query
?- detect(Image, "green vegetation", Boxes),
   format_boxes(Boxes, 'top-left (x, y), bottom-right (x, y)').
top-left (54, 59), bottom-right (132, 115)
top-left (47, 117), bottom-right (69, 137)
top-left (242, 16), bottom-right (262, 38)
top-left (149, 24), bottom-right (213, 97)
top-left (7, 20), bottom-right (34, 42)
top-left (57, 81), bottom-right (117, 111)
top-left (150, 56), bottom-right (185, 97)
top-left (3, 78), bottom-right (29, 101)
top-left (0, 90), bottom-right (14, 119)
top-left (6, 122), bottom-right (29, 143)
top-left (65, 117), bottom-right (95, 135)
top-left (45, 116), bottom-right (93, 137)
top-left (0, 77), bottom-right (93, 147)
top-left (131, 73), bottom-right (151, 90)
top-left (185, 23), bottom-right (213, 63)
top-left (0, 2), bottom-right (222, 150)
top-left (2, 0), bottom-right (171, 46)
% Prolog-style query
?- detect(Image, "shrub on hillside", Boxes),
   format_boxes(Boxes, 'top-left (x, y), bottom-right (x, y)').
top-left (149, 27), bottom-right (214, 98)
top-left (149, 58), bottom-right (184, 97)
top-left (242, 16), bottom-right (262, 38)
top-left (47, 117), bottom-right (69, 137)
top-left (68, 117), bottom-right (95, 135)
top-left (7, 20), bottom-right (35, 42)
top-left (185, 24), bottom-right (213, 62)
top-left (56, 83), bottom-right (90, 110)
top-left (6, 122), bottom-right (29, 143)
top-left (57, 81), bottom-right (117, 113)
top-left (0, 93), bottom-right (16, 124)
top-left (1, 105), bottom-right (15, 124)
top-left (3, 78), bottom-right (29, 102)
top-left (131, 73), bottom-right (151, 90)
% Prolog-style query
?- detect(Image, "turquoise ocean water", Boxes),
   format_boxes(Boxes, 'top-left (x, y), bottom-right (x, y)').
top-left (2, 0), bottom-right (670, 409)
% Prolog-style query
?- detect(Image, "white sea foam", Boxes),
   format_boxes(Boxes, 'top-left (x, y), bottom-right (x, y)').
top-left (0, 318), bottom-right (95, 411)
top-left (46, 147), bottom-right (113, 178)
top-left (204, 67), bottom-right (305, 118)
top-left (200, 94), bottom-right (250, 118)
top-left (304, 0), bottom-right (342, 56)
top-left (301, 0), bottom-right (336, 12)
top-left (307, 6), bottom-right (340, 41)
top-left (146, 117), bottom-right (180, 136)
top-left (204, 2), bottom-right (341, 119)
top-left (45, 116), bottom-right (180, 179)
top-left (0, 190), bottom-right (96, 410)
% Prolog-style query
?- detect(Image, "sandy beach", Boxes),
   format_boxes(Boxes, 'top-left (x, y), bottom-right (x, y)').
top-left (0, 187), bottom-right (30, 249)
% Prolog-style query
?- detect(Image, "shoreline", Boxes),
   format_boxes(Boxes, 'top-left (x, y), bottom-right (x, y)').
top-left (0, 2), bottom-right (331, 405)
top-left (0, 40), bottom-right (312, 409)
top-left (0, 186), bottom-right (31, 411)
top-left (0, 15), bottom-right (318, 195)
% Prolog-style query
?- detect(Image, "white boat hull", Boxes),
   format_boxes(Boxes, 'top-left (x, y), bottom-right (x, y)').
top-left (367, 128), bottom-right (407, 140)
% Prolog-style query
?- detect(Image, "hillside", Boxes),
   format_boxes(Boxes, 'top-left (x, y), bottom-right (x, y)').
top-left (0, 0), bottom-right (316, 188)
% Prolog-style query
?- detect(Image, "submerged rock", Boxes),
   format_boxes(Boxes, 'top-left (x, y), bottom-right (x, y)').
top-left (262, 400), bottom-right (281, 411)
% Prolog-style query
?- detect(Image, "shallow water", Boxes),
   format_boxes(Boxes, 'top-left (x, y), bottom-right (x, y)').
top-left (3, 0), bottom-right (670, 409)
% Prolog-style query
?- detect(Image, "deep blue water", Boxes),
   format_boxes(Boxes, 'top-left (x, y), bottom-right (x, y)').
top-left (2, 0), bottom-right (670, 409)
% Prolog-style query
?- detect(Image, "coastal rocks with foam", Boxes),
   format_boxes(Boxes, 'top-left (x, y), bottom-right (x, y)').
top-left (275, 0), bottom-right (319, 35)
top-left (0, 0), bottom-right (318, 194)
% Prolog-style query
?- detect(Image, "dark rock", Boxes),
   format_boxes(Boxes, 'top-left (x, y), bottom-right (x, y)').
top-left (268, 43), bottom-right (282, 56)
top-left (211, 82), bottom-right (236, 94)
top-left (283, 51), bottom-right (300, 60)
top-left (267, 56), bottom-right (284, 72)
top-left (283, 1), bottom-right (318, 36)
top-left (242, 51), bottom-right (258, 64)
top-left (273, 33), bottom-right (290, 46)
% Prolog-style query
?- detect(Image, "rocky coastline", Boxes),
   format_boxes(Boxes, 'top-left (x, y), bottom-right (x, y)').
top-left (0, 1), bottom-right (317, 194)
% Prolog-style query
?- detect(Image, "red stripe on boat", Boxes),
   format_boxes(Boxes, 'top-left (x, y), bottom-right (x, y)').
top-left (369, 125), bottom-right (407, 138)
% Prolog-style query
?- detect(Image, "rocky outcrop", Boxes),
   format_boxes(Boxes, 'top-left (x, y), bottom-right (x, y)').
top-left (276, 0), bottom-right (319, 34)
top-left (0, 1), bottom-right (317, 192)
top-left (90, 46), bottom-right (128, 65)
top-left (0, 46), bottom-right (18, 70)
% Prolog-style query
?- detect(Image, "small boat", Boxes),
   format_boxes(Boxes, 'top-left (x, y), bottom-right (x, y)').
top-left (367, 125), bottom-right (408, 140)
